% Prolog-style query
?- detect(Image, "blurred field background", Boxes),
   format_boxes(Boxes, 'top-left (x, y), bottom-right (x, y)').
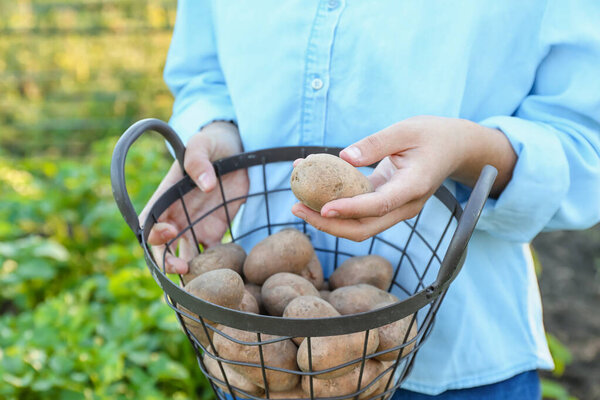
top-left (0, 1), bottom-right (597, 399)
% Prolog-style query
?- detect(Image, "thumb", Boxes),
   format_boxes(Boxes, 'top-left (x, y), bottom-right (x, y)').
top-left (339, 123), bottom-right (412, 167)
top-left (184, 133), bottom-right (218, 192)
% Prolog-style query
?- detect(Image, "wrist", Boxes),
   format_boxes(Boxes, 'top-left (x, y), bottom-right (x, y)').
top-left (187, 120), bottom-right (243, 162)
top-left (451, 119), bottom-right (516, 197)
top-left (200, 120), bottom-right (238, 136)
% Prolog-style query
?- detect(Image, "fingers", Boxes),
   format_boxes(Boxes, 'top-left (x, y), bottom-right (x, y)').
top-left (150, 244), bottom-right (189, 275)
top-left (321, 167), bottom-right (430, 220)
top-left (185, 134), bottom-right (218, 192)
top-left (320, 190), bottom-right (401, 219)
top-left (366, 156), bottom-right (398, 189)
top-left (178, 234), bottom-right (198, 266)
top-left (291, 202), bottom-right (421, 242)
top-left (166, 254), bottom-right (189, 275)
top-left (339, 123), bottom-right (418, 167)
top-left (147, 222), bottom-right (179, 246)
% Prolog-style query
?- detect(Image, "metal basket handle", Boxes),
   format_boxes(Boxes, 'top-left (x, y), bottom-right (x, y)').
top-left (110, 118), bottom-right (186, 241)
top-left (429, 164), bottom-right (497, 295)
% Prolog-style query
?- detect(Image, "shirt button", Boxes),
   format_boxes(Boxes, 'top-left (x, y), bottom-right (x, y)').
top-left (311, 78), bottom-right (324, 90)
top-left (328, 0), bottom-right (340, 10)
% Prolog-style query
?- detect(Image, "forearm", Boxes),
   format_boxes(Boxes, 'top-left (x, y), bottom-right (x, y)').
top-left (452, 119), bottom-right (517, 198)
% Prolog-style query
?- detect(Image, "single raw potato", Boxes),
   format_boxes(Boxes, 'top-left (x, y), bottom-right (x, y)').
top-left (299, 252), bottom-right (324, 290)
top-left (297, 330), bottom-right (379, 379)
top-left (245, 283), bottom-right (265, 314)
top-left (264, 384), bottom-right (306, 399)
top-left (179, 269), bottom-right (244, 348)
top-left (301, 360), bottom-right (385, 399)
top-left (212, 325), bottom-right (300, 392)
top-left (372, 300), bottom-right (418, 362)
top-left (329, 255), bottom-right (394, 291)
top-left (203, 353), bottom-right (264, 396)
top-left (282, 296), bottom-right (340, 345)
top-left (184, 242), bottom-right (246, 284)
top-left (329, 284), bottom-right (397, 315)
top-left (239, 289), bottom-right (260, 314)
top-left (290, 153), bottom-right (373, 212)
top-left (372, 361), bottom-right (397, 398)
top-left (244, 228), bottom-right (314, 285)
top-left (262, 273), bottom-right (320, 316)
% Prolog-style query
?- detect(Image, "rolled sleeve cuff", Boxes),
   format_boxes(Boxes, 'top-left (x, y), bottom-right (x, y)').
top-left (168, 93), bottom-right (237, 146)
top-left (462, 116), bottom-right (570, 242)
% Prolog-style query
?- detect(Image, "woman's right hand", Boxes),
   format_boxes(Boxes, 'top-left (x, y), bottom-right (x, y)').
top-left (139, 121), bottom-right (249, 275)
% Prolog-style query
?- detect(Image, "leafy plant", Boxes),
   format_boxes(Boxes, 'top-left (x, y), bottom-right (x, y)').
top-left (540, 333), bottom-right (578, 399)
top-left (541, 380), bottom-right (578, 400)
top-left (530, 247), bottom-right (578, 400)
top-left (0, 138), bottom-right (213, 399)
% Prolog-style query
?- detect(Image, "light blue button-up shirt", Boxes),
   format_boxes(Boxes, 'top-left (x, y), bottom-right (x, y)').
top-left (163, 0), bottom-right (600, 395)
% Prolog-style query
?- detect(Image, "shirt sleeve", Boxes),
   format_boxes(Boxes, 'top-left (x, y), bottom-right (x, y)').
top-left (163, 0), bottom-right (236, 145)
top-left (460, 1), bottom-right (600, 243)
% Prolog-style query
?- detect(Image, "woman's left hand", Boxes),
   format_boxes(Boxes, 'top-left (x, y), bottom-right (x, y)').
top-left (291, 116), bottom-right (516, 241)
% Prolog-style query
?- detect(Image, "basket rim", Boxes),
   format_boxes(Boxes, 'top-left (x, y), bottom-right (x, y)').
top-left (139, 146), bottom-right (465, 337)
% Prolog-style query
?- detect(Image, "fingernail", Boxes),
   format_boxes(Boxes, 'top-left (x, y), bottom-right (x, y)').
top-left (325, 210), bottom-right (339, 218)
top-left (198, 173), bottom-right (210, 191)
top-left (344, 146), bottom-right (362, 161)
top-left (176, 263), bottom-right (188, 274)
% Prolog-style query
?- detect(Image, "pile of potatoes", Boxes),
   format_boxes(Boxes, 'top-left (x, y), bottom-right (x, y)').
top-left (180, 228), bottom-right (418, 399)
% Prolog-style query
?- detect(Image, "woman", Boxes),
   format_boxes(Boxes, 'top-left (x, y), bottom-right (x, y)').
top-left (143, 1), bottom-right (600, 398)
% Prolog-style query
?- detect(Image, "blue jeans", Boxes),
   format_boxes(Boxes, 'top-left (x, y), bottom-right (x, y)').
top-left (392, 370), bottom-right (541, 400)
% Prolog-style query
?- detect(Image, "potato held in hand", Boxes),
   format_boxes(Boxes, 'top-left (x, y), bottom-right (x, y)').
top-left (291, 153), bottom-right (373, 212)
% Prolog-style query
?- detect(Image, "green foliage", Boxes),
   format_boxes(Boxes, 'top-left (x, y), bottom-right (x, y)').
top-left (546, 333), bottom-right (573, 377)
top-left (0, 2), bottom-right (217, 398)
top-left (541, 380), bottom-right (578, 400)
top-left (532, 246), bottom-right (577, 400)
top-left (540, 333), bottom-right (577, 399)
top-left (0, 1), bottom-right (218, 398)
top-left (530, 244), bottom-right (542, 276)
top-left (0, 138), bottom-right (212, 399)
top-left (0, 0), bottom-right (177, 156)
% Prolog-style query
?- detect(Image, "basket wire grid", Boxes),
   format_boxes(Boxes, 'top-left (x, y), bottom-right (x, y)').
top-left (111, 119), bottom-right (497, 400)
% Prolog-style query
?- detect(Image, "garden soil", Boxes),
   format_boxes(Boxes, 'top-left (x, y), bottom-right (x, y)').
top-left (533, 225), bottom-right (600, 400)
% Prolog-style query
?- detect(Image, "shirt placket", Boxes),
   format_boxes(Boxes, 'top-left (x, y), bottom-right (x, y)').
top-left (300, 0), bottom-right (345, 145)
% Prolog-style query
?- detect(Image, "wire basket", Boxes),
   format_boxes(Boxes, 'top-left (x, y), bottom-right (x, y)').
top-left (111, 119), bottom-right (496, 400)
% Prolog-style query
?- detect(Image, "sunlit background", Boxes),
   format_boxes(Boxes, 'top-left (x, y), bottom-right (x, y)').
top-left (0, 1), bottom-right (598, 399)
